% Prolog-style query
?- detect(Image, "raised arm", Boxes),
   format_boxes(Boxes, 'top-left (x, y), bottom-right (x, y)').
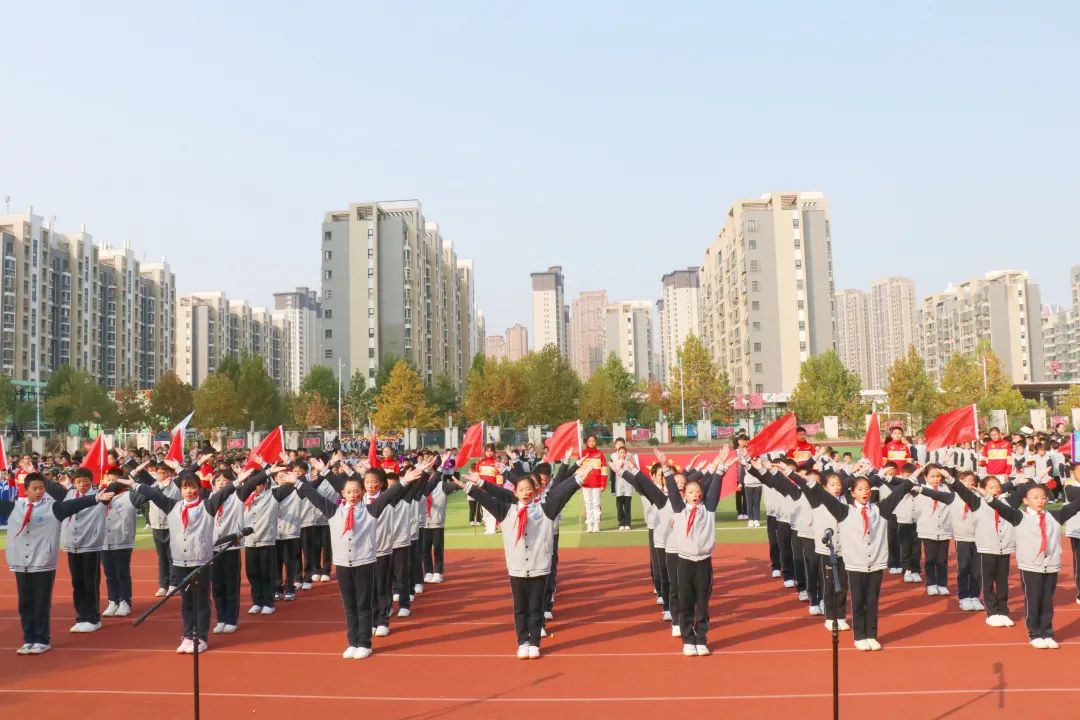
top-left (465, 481), bottom-right (512, 521)
top-left (665, 473), bottom-right (685, 513)
top-left (704, 467), bottom-right (724, 513)
top-left (986, 496), bottom-right (1023, 526)
top-left (235, 468), bottom-right (269, 501)
top-left (44, 479), bottom-right (69, 503)
top-left (947, 479), bottom-right (983, 510)
top-left (367, 477), bottom-right (408, 518)
top-left (271, 481), bottom-right (296, 502)
top-left (917, 486), bottom-right (955, 504)
top-left (134, 483), bottom-right (180, 514)
top-left (805, 482), bottom-right (849, 522)
top-left (296, 481), bottom-right (339, 519)
top-left (205, 481), bottom-right (239, 515)
top-left (52, 493), bottom-right (101, 520)
top-left (542, 475), bottom-right (583, 520)
top-left (622, 470), bottom-right (668, 508)
top-left (878, 480), bottom-right (915, 518)
top-left (1050, 494), bottom-right (1080, 525)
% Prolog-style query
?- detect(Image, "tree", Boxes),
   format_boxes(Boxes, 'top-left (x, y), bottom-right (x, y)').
top-left (638, 379), bottom-right (666, 426)
top-left (193, 372), bottom-right (242, 433)
top-left (0, 373), bottom-right (15, 422)
top-left (939, 352), bottom-right (984, 412)
top-left (43, 369), bottom-right (114, 432)
top-left (885, 346), bottom-right (940, 425)
top-left (150, 372), bottom-right (194, 431)
top-left (300, 365), bottom-right (340, 407)
top-left (972, 340), bottom-right (1027, 423)
top-left (668, 335), bottom-right (733, 424)
top-left (236, 353), bottom-right (281, 429)
top-left (113, 383), bottom-right (150, 431)
top-left (216, 355), bottom-right (241, 384)
top-left (344, 371), bottom-right (376, 430)
top-left (598, 353), bottom-right (641, 420)
top-left (518, 346), bottom-right (580, 426)
top-left (376, 353), bottom-right (412, 392)
top-left (297, 391), bottom-right (335, 428)
top-left (1060, 384), bottom-right (1080, 415)
top-left (463, 356), bottom-right (524, 426)
top-left (426, 372), bottom-right (459, 419)
top-left (789, 350), bottom-right (865, 428)
top-left (579, 369), bottom-right (623, 424)
top-left (373, 361), bottom-right (440, 430)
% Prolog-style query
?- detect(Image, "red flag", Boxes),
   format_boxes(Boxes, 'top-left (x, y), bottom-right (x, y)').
top-left (747, 413), bottom-right (797, 458)
top-left (0, 434), bottom-right (7, 472)
top-left (718, 447), bottom-right (741, 498)
top-left (543, 420), bottom-right (582, 463)
top-left (368, 428), bottom-right (379, 468)
top-left (454, 422), bottom-right (485, 469)
top-left (924, 404), bottom-right (979, 452)
top-left (862, 412), bottom-right (883, 469)
top-left (1062, 432), bottom-right (1075, 460)
top-left (165, 411), bottom-right (194, 466)
top-left (80, 435), bottom-right (108, 483)
top-left (245, 426), bottom-right (284, 471)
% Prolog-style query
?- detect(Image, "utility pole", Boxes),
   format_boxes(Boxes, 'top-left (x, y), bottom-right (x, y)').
top-left (337, 357), bottom-right (343, 438)
top-left (679, 364), bottom-right (686, 427)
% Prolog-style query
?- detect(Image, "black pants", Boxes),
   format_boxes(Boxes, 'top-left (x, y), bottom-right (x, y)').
top-left (276, 538), bottom-right (301, 594)
top-left (421, 527), bottom-right (445, 575)
top-left (801, 537), bottom-right (821, 604)
top-left (665, 552), bottom-right (680, 624)
top-left (317, 525), bottom-right (332, 574)
top-left (245, 545), bottom-right (276, 608)
top-left (734, 488), bottom-right (745, 516)
top-left (152, 528), bottom-right (172, 589)
top-left (68, 551), bottom-right (101, 624)
top-left (652, 545), bottom-right (670, 610)
top-left (848, 569), bottom-right (883, 641)
top-left (1071, 538), bottom-right (1080, 602)
top-left (337, 563), bottom-right (375, 649)
top-left (821, 555), bottom-right (848, 621)
top-left (1020, 570), bottom-right (1058, 640)
top-left (211, 549), bottom-right (241, 626)
top-left (980, 553), bottom-right (1011, 617)
top-left (744, 486), bottom-right (762, 523)
top-left (410, 538), bottom-right (423, 586)
top-left (766, 515), bottom-right (781, 571)
top-left (776, 521), bottom-right (795, 582)
top-left (171, 565), bottom-right (211, 641)
top-left (677, 557), bottom-right (713, 645)
top-left (922, 538), bottom-right (949, 588)
top-left (102, 548), bottom-right (133, 604)
top-left (886, 517), bottom-right (900, 568)
top-left (648, 529), bottom-right (661, 593)
top-left (790, 530), bottom-right (807, 591)
top-left (955, 540), bottom-right (981, 600)
top-left (468, 498), bottom-right (483, 523)
top-left (509, 575), bottom-right (548, 646)
top-left (545, 532), bottom-right (560, 612)
top-left (373, 554), bottom-right (393, 627)
top-left (301, 525), bottom-right (326, 582)
top-left (16, 571), bottom-right (55, 645)
top-left (615, 496), bottom-right (632, 527)
top-left (391, 546), bottom-right (412, 609)
top-left (899, 523), bottom-right (921, 574)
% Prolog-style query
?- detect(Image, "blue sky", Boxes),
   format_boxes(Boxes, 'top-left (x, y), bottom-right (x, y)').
top-left (2, 1), bottom-right (1077, 337)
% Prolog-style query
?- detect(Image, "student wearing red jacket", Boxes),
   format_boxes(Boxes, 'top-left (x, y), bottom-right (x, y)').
top-left (882, 426), bottom-right (913, 467)
top-left (580, 435), bottom-right (607, 533)
top-left (981, 427), bottom-right (1012, 479)
top-left (474, 445), bottom-right (504, 535)
top-left (787, 427), bottom-right (817, 469)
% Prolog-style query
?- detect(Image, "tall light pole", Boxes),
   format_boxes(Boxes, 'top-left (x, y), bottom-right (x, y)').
top-left (337, 357), bottom-right (343, 438)
top-left (679, 364), bottom-right (686, 427)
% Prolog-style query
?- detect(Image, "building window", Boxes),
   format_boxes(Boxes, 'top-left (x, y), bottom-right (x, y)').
top-left (749, 260), bottom-right (760, 272)
top-left (325, 329), bottom-right (332, 339)
top-left (324, 349), bottom-right (333, 359)
top-left (323, 270), bottom-right (332, 280)
top-left (324, 309), bottom-right (332, 319)
top-left (798, 321), bottom-right (805, 330)
top-left (747, 219), bottom-right (758, 232)
top-left (798, 300), bottom-right (805, 309)
top-left (800, 342), bottom-right (807, 351)
top-left (323, 250), bottom-right (332, 261)
top-left (367, 268), bottom-right (374, 277)
top-left (751, 301), bottom-right (760, 311)
top-left (794, 238), bottom-right (801, 248)
top-left (367, 228), bottom-right (374, 237)
top-left (753, 342), bottom-right (761, 352)
top-left (795, 259), bottom-right (803, 269)
top-left (754, 363), bottom-right (762, 373)
top-left (368, 328), bottom-right (375, 337)
top-left (323, 231), bottom-right (331, 242)
top-left (755, 383), bottom-right (764, 393)
top-left (793, 218), bottom-right (800, 228)
top-left (368, 308), bottom-right (374, 317)
top-left (751, 281), bottom-right (759, 292)
top-left (748, 239), bottom-right (757, 250)
top-left (369, 348), bottom-right (375, 358)
top-left (752, 322), bottom-right (761, 332)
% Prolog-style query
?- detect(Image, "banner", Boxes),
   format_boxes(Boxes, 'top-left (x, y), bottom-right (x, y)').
top-left (226, 438), bottom-right (245, 450)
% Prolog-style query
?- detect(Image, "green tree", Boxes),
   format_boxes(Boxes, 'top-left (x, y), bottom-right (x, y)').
top-left (579, 369), bottom-right (623, 424)
top-left (789, 350), bottom-right (865, 427)
top-left (150, 372), bottom-right (194, 431)
top-left (236, 353), bottom-right (281, 429)
top-left (939, 352), bottom-right (984, 412)
top-left (375, 353), bottom-right (413, 392)
top-left (296, 391), bottom-right (335, 428)
top-left (216, 355), bottom-right (241, 384)
top-left (300, 365), bottom-right (340, 407)
top-left (1060, 384), bottom-right (1080, 415)
top-left (426, 372), bottom-right (459, 419)
top-left (0, 373), bottom-right (15, 422)
top-left (518, 346), bottom-right (581, 426)
top-left (885, 346), bottom-right (940, 425)
top-left (193, 372), bottom-right (242, 432)
top-left (373, 361), bottom-right (441, 430)
top-left (44, 369), bottom-right (114, 432)
top-left (344, 371), bottom-right (376, 430)
top-left (972, 340), bottom-right (1027, 423)
top-left (598, 353), bottom-right (641, 420)
top-left (638, 378), bottom-right (666, 426)
top-left (113, 382), bottom-right (150, 431)
top-left (668, 335), bottom-right (733, 424)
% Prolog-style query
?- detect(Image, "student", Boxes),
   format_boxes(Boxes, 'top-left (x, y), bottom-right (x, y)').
top-left (640, 458), bottom-right (663, 598)
top-left (794, 471), bottom-right (850, 631)
top-left (299, 456), bottom-right (335, 588)
top-left (611, 444), bottom-right (635, 531)
top-left (142, 462), bottom-right (181, 597)
top-left (944, 470), bottom-right (983, 611)
top-left (579, 435), bottom-right (607, 533)
top-left (749, 461), bottom-right (819, 611)
top-left (908, 465), bottom-right (955, 596)
top-left (238, 459), bottom-right (296, 615)
top-left (620, 460), bottom-right (678, 632)
top-left (420, 453), bottom-right (458, 584)
top-left (4, 473), bottom-right (108, 655)
top-left (370, 466), bottom-right (396, 636)
top-left (61, 467), bottom-right (108, 633)
top-left (458, 465), bottom-right (583, 658)
top-left (755, 458), bottom-right (799, 590)
top-left (101, 466), bottom-right (149, 619)
top-left (290, 460), bottom-right (421, 659)
top-left (803, 473), bottom-right (915, 651)
top-left (211, 469), bottom-right (244, 634)
top-left (738, 436), bottom-right (762, 528)
top-left (275, 461), bottom-right (304, 601)
top-left (388, 470), bottom-right (422, 617)
top-left (1064, 465), bottom-right (1080, 604)
top-left (985, 475), bottom-right (1080, 649)
top-left (894, 463), bottom-right (922, 584)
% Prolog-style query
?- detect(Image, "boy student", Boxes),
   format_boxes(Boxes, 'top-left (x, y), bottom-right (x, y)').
top-left (142, 461), bottom-right (182, 597)
top-left (61, 467), bottom-right (108, 633)
top-left (101, 465), bottom-right (149, 618)
top-left (474, 444), bottom-right (504, 534)
top-left (580, 434), bottom-right (608, 533)
top-left (611, 441), bottom-right (635, 530)
top-left (981, 427), bottom-right (1013, 480)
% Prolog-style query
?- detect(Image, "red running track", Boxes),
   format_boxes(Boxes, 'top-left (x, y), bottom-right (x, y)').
top-left (2, 544), bottom-right (1080, 719)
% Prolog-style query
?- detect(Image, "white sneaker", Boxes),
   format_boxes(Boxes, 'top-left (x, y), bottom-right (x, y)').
top-left (354, 647), bottom-right (372, 659)
top-left (910, 573), bottom-right (922, 583)
top-left (809, 605), bottom-right (822, 616)
top-left (889, 568), bottom-right (903, 575)
top-left (484, 529), bottom-right (496, 535)
top-left (432, 573), bottom-right (443, 583)
top-left (70, 622), bottom-right (88, 633)
top-left (195, 639), bottom-right (208, 653)
top-left (682, 643), bottom-right (697, 656)
top-left (854, 639), bottom-right (871, 651)
top-left (971, 599), bottom-right (985, 611)
top-left (662, 610), bottom-right (672, 621)
top-left (424, 573), bottom-right (434, 583)
top-left (903, 571), bottom-right (913, 582)
top-left (294, 582), bottom-right (302, 589)
top-left (937, 586), bottom-right (950, 596)
top-left (260, 606), bottom-right (275, 615)
top-left (222, 625), bottom-right (237, 633)
top-left (528, 645), bottom-right (540, 659)
top-left (374, 625), bottom-right (389, 637)
top-left (248, 605), bottom-right (262, 615)
top-left (927, 586), bottom-right (939, 596)
top-left (656, 596), bottom-right (665, 605)
top-left (84, 622), bottom-right (101, 633)
top-left (28, 643), bottom-right (51, 655)
top-left (540, 627), bottom-right (547, 637)
top-left (177, 638), bottom-right (194, 654)
top-left (783, 579), bottom-right (796, 588)
top-left (1001, 616), bottom-right (1015, 627)
top-left (393, 594), bottom-right (400, 602)
top-left (103, 602), bottom-right (119, 617)
top-left (959, 598), bottom-right (971, 611)
top-left (866, 638), bottom-right (882, 651)
top-left (168, 585), bottom-right (178, 594)
top-left (16, 643), bottom-right (32, 655)
top-left (1045, 638), bottom-right (1060, 649)
top-left (771, 570), bottom-right (782, 578)
top-left (212, 623), bottom-right (226, 634)
top-left (798, 590), bottom-right (809, 601)
top-left (986, 615), bottom-right (1004, 627)
top-left (414, 584), bottom-right (424, 594)
top-left (116, 601), bottom-right (131, 617)
top-left (155, 588), bottom-right (167, 597)
top-left (824, 620), bottom-right (836, 631)
top-left (695, 645), bottom-right (710, 656)
top-left (544, 611), bottom-right (553, 620)
top-left (747, 520), bottom-right (755, 528)
top-left (671, 625), bottom-right (681, 637)
top-left (301, 582), bottom-right (313, 590)
top-left (398, 608), bottom-right (411, 618)
top-left (1031, 638), bottom-right (1048, 649)
top-left (343, 646), bottom-right (357, 659)
top-left (517, 644), bottom-right (530, 659)
top-left (838, 620), bottom-right (850, 631)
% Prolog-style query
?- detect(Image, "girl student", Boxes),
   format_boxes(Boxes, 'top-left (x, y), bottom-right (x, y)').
top-left (388, 468), bottom-right (424, 616)
top-left (791, 470), bottom-right (850, 631)
top-left (907, 464), bottom-right (956, 596)
top-left (1063, 468), bottom-right (1080, 604)
top-left (139, 461), bottom-right (182, 597)
top-left (211, 468), bottom-right (244, 634)
top-left (100, 465), bottom-right (149, 619)
top-left (457, 462), bottom-right (584, 659)
top-left (803, 473), bottom-right (916, 651)
top-left (4, 473), bottom-right (111, 655)
top-left (288, 459), bottom-right (428, 659)
top-left (984, 467), bottom-right (1080, 649)
top-left (420, 451), bottom-right (458, 584)
top-left (62, 467), bottom-right (108, 634)
top-left (275, 460), bottom-right (304, 602)
top-left (237, 456), bottom-right (296, 616)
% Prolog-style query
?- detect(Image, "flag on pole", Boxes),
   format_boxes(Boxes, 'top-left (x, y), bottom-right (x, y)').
top-left (454, 422), bottom-right (486, 469)
top-left (924, 404), bottom-right (979, 452)
top-left (862, 411), bottom-right (883, 469)
top-left (718, 447), bottom-right (741, 498)
top-left (245, 426), bottom-right (284, 471)
top-left (0, 434), bottom-right (7, 472)
top-left (747, 412), bottom-right (798, 458)
top-left (543, 420), bottom-right (582, 463)
top-left (165, 411), bottom-right (194, 466)
top-left (80, 434), bottom-right (109, 484)
top-left (368, 428), bottom-right (380, 468)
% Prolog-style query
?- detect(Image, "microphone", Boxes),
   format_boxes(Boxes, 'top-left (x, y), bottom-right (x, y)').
top-left (214, 527), bottom-right (254, 547)
top-left (821, 528), bottom-right (834, 546)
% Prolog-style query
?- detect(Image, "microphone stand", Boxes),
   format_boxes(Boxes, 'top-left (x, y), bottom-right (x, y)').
top-left (133, 537), bottom-right (242, 720)
top-left (823, 530), bottom-right (841, 720)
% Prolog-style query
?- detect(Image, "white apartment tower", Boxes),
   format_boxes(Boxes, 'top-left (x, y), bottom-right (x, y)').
top-left (531, 266), bottom-right (567, 356)
top-left (603, 300), bottom-right (653, 383)
top-left (657, 268), bottom-right (701, 387)
top-left (834, 289), bottom-right (872, 388)
top-left (569, 290), bottom-right (608, 379)
top-left (272, 287), bottom-right (321, 394)
top-left (506, 323), bottom-right (528, 361)
top-left (867, 277), bottom-right (917, 391)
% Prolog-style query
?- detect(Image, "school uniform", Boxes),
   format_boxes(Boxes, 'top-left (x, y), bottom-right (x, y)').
top-left (409, 485), bottom-right (425, 590)
top-left (750, 466), bottom-right (795, 582)
top-left (641, 477), bottom-right (661, 594)
top-left (802, 482), bottom-right (848, 624)
top-left (3, 489), bottom-right (99, 648)
top-left (389, 477), bottom-right (422, 611)
top-left (912, 486), bottom-right (954, 591)
top-left (60, 487), bottom-right (107, 626)
top-left (950, 479), bottom-right (1019, 620)
top-left (945, 487), bottom-right (981, 603)
top-left (625, 470), bottom-right (674, 615)
top-left (420, 473), bottom-right (457, 577)
top-left (211, 489), bottom-right (243, 627)
top-left (742, 461), bottom-right (763, 524)
top-left (1064, 483), bottom-right (1080, 602)
top-left (101, 488), bottom-right (148, 610)
top-left (763, 483), bottom-right (783, 574)
top-left (612, 464), bottom-right (635, 528)
top-left (892, 479), bottom-right (921, 578)
top-left (275, 486), bottom-right (302, 597)
top-left (373, 486), bottom-right (397, 629)
top-left (238, 475), bottom-right (294, 610)
top-left (145, 476), bottom-right (182, 592)
top-left (300, 475), bottom-right (336, 583)
top-left (666, 470), bottom-right (722, 648)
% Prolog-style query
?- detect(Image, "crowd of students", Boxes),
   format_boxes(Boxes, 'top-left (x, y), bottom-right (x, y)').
top-left (3, 422), bottom-right (1080, 659)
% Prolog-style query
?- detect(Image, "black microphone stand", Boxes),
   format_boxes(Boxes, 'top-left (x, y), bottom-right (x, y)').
top-left (133, 537), bottom-right (242, 720)
top-left (823, 530), bottom-right (841, 720)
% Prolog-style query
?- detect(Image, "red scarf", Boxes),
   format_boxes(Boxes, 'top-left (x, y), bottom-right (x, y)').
top-left (181, 499), bottom-right (202, 529)
top-left (426, 493), bottom-right (433, 517)
top-left (994, 509), bottom-right (1000, 534)
top-left (14, 501), bottom-right (35, 536)
top-left (1038, 511), bottom-right (1047, 555)
top-left (342, 502), bottom-right (357, 535)
top-left (860, 504), bottom-right (870, 536)
top-left (244, 491), bottom-right (259, 510)
top-left (514, 505), bottom-right (528, 545)
top-left (686, 505), bottom-right (698, 536)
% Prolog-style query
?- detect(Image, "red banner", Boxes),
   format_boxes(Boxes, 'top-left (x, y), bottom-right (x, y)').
top-left (302, 436), bottom-right (322, 449)
top-left (226, 438), bottom-right (245, 450)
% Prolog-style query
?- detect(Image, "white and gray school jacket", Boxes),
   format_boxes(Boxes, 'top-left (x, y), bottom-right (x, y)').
top-left (913, 490), bottom-right (953, 541)
top-left (794, 493), bottom-right (815, 539)
top-left (1012, 508), bottom-right (1064, 574)
top-left (242, 490), bottom-right (280, 548)
top-left (947, 494), bottom-right (977, 543)
top-left (422, 483), bottom-right (450, 529)
top-left (774, 480), bottom-right (796, 524)
top-left (410, 497), bottom-right (422, 541)
top-left (214, 493), bottom-right (244, 552)
top-left (741, 463), bottom-right (761, 488)
top-left (641, 493), bottom-right (658, 530)
top-left (102, 491), bottom-right (146, 551)
top-left (391, 495), bottom-right (413, 549)
top-left (670, 502), bottom-right (717, 561)
top-left (812, 500), bottom-right (843, 558)
top-left (300, 480), bottom-right (337, 528)
top-left (6, 495), bottom-right (97, 572)
top-left (655, 498), bottom-right (676, 551)
top-left (165, 498), bottom-right (216, 567)
top-left (60, 488), bottom-right (106, 554)
top-left (148, 482), bottom-right (181, 530)
top-left (968, 499), bottom-right (1017, 555)
top-left (276, 486), bottom-right (302, 540)
top-left (296, 479), bottom-right (405, 567)
top-left (375, 495), bottom-right (396, 557)
top-left (892, 485), bottom-right (916, 525)
top-left (763, 484), bottom-right (781, 519)
top-left (613, 466), bottom-right (634, 497)
top-left (836, 501), bottom-right (892, 572)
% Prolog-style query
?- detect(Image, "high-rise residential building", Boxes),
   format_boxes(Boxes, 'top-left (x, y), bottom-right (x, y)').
top-left (506, 323), bottom-right (529, 361)
top-left (603, 300), bottom-right (653, 383)
top-left (657, 268), bottom-right (701, 387)
top-left (320, 200), bottom-right (479, 391)
top-left (176, 291), bottom-right (284, 388)
top-left (458, 260), bottom-right (479, 367)
top-left (700, 192), bottom-right (836, 394)
top-left (569, 290), bottom-right (608, 379)
top-left (531, 266), bottom-right (567, 356)
top-left (272, 287), bottom-right (321, 393)
top-left (0, 209), bottom-right (175, 390)
top-left (1041, 266), bottom-right (1080, 381)
top-left (917, 270), bottom-right (1044, 385)
top-left (484, 335), bottom-right (507, 361)
top-left (867, 277), bottom-right (917, 390)
top-left (834, 289), bottom-right (872, 388)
